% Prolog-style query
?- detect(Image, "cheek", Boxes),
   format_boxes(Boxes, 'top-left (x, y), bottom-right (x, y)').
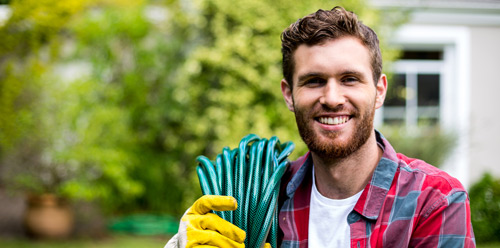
top-left (293, 89), bottom-right (321, 105)
top-left (348, 91), bottom-right (377, 111)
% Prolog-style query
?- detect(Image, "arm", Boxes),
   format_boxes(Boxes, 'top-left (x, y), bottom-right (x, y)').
top-left (410, 191), bottom-right (476, 248)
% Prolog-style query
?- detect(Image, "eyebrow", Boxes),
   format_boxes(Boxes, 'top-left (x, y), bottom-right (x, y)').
top-left (340, 70), bottom-right (364, 77)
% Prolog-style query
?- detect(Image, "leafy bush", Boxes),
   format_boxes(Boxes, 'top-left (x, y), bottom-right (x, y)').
top-left (469, 173), bottom-right (500, 243)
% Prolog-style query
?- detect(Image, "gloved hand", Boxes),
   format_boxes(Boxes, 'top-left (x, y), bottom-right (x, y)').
top-left (165, 195), bottom-right (246, 248)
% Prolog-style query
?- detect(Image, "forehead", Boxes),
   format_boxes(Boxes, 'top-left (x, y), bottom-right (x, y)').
top-left (292, 36), bottom-right (372, 81)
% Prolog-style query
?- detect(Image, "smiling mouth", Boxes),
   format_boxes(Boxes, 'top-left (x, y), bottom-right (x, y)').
top-left (317, 116), bottom-right (351, 125)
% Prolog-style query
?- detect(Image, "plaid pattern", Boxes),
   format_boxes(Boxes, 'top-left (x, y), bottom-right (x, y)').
top-left (278, 131), bottom-right (475, 248)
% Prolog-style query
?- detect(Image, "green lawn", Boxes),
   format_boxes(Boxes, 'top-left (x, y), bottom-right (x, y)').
top-left (0, 234), bottom-right (169, 248)
top-left (477, 243), bottom-right (500, 248)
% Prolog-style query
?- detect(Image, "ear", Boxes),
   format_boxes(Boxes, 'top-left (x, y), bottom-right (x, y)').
top-left (375, 74), bottom-right (387, 109)
top-left (281, 79), bottom-right (295, 112)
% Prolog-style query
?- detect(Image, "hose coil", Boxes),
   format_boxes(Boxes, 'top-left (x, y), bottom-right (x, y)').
top-left (196, 134), bottom-right (294, 248)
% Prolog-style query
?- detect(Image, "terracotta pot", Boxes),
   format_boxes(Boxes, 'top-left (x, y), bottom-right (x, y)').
top-left (24, 194), bottom-right (74, 239)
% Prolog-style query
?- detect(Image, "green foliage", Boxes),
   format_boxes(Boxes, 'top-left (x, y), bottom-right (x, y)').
top-left (379, 126), bottom-right (457, 167)
top-left (1, 0), bottom-right (405, 216)
top-left (469, 173), bottom-right (500, 243)
top-left (0, 0), bottom-right (146, 208)
top-left (0, 0), bottom-right (89, 194)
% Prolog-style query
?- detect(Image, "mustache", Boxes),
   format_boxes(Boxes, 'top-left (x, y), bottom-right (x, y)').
top-left (313, 104), bottom-right (359, 116)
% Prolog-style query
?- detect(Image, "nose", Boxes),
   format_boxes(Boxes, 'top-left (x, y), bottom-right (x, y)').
top-left (319, 80), bottom-right (346, 108)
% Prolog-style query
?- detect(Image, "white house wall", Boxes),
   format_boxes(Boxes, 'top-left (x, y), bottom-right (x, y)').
top-left (469, 26), bottom-right (500, 183)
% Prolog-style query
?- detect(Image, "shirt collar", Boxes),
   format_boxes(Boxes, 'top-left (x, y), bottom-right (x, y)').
top-left (286, 153), bottom-right (313, 197)
top-left (353, 130), bottom-right (399, 220)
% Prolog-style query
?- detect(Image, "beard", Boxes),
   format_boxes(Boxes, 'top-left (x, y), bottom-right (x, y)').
top-left (294, 102), bottom-right (375, 159)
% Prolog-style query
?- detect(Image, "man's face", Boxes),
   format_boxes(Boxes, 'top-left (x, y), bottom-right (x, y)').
top-left (281, 36), bottom-right (387, 159)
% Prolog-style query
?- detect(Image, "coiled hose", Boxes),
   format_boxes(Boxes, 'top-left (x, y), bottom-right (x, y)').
top-left (196, 134), bottom-right (295, 248)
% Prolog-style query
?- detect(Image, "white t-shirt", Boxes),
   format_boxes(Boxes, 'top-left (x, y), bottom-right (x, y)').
top-left (308, 167), bottom-right (362, 248)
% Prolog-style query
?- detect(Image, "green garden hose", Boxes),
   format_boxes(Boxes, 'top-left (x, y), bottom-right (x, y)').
top-left (196, 134), bottom-right (294, 248)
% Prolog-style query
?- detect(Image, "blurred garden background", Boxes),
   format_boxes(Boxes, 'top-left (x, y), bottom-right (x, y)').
top-left (1, 0), bottom-right (500, 246)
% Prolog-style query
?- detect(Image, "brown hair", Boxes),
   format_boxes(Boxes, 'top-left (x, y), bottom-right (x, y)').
top-left (281, 6), bottom-right (382, 88)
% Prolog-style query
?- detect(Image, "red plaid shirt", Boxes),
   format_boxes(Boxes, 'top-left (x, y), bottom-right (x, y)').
top-left (278, 131), bottom-right (475, 247)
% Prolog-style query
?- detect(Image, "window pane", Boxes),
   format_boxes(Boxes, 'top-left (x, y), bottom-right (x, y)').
top-left (418, 74), bottom-right (440, 106)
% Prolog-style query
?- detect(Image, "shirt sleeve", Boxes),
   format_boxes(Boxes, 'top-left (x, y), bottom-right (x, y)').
top-left (409, 190), bottom-right (476, 248)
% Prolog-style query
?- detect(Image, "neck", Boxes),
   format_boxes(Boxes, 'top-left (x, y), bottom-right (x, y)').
top-left (311, 130), bottom-right (382, 199)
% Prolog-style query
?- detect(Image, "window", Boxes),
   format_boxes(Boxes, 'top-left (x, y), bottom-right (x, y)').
top-left (381, 50), bottom-right (444, 127)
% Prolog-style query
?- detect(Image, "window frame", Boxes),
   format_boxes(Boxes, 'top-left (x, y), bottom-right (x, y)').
top-left (382, 59), bottom-right (445, 128)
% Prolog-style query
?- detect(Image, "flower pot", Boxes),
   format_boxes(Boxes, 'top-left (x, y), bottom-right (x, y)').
top-left (24, 194), bottom-right (74, 239)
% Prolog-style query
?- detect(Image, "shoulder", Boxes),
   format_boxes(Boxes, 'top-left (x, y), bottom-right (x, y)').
top-left (394, 155), bottom-right (475, 246)
top-left (394, 153), bottom-right (468, 215)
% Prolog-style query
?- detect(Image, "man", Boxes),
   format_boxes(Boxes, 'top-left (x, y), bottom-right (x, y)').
top-left (166, 6), bottom-right (475, 248)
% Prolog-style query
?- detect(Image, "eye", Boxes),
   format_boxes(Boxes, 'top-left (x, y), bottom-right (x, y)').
top-left (303, 77), bottom-right (326, 87)
top-left (342, 76), bottom-right (359, 85)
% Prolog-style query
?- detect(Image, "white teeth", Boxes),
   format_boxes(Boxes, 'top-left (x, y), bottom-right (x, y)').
top-left (319, 116), bottom-right (349, 125)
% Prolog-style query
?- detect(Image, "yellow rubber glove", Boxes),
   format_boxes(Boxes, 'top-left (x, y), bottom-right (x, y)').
top-left (166, 195), bottom-right (246, 248)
